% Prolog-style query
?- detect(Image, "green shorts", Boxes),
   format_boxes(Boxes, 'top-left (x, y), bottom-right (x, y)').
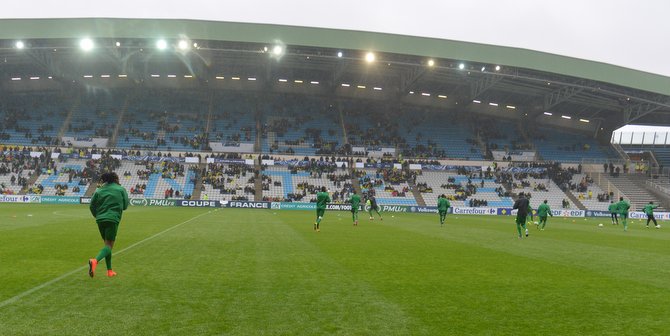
top-left (97, 221), bottom-right (119, 241)
top-left (316, 208), bottom-right (326, 218)
top-left (515, 214), bottom-right (527, 225)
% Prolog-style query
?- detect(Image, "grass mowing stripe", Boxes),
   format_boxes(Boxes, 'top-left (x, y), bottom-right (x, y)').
top-left (0, 209), bottom-right (218, 309)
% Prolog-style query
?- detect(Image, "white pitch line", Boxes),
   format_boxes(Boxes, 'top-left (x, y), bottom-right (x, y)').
top-left (0, 209), bottom-right (218, 309)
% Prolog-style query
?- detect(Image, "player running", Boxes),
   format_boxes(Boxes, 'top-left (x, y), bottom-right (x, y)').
top-left (88, 172), bottom-right (129, 278)
top-left (608, 200), bottom-right (619, 225)
top-left (349, 190), bottom-right (361, 226)
top-left (617, 196), bottom-right (631, 231)
top-left (643, 201), bottom-right (659, 228)
top-left (367, 194), bottom-right (383, 221)
top-left (314, 186), bottom-right (331, 232)
top-left (536, 199), bottom-right (553, 230)
top-left (437, 194), bottom-right (450, 226)
top-left (513, 192), bottom-right (532, 238)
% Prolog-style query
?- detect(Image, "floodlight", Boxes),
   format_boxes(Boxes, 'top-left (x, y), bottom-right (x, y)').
top-left (178, 40), bottom-right (190, 50)
top-left (80, 38), bottom-right (94, 51)
top-left (481, 66), bottom-right (486, 72)
top-left (15, 41), bottom-right (25, 49)
top-left (428, 59), bottom-right (435, 67)
top-left (365, 52), bottom-right (375, 63)
top-left (495, 65), bottom-right (501, 71)
top-left (337, 51), bottom-right (343, 58)
top-left (115, 41), bottom-right (121, 47)
top-left (561, 115), bottom-right (571, 119)
top-left (458, 63), bottom-right (465, 70)
top-left (156, 40), bottom-right (168, 50)
top-left (543, 112), bottom-right (552, 116)
top-left (273, 45), bottom-right (284, 56)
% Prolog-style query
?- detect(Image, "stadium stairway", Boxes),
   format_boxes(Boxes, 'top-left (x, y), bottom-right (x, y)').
top-left (19, 172), bottom-right (42, 195)
top-left (191, 163), bottom-right (206, 200)
top-left (408, 180), bottom-right (426, 206)
top-left (255, 160), bottom-right (263, 201)
top-left (350, 166), bottom-right (362, 195)
top-left (597, 173), bottom-right (669, 211)
top-left (563, 189), bottom-right (587, 210)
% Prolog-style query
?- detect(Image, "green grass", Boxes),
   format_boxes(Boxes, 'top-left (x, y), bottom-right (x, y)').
top-left (1, 204), bottom-right (669, 335)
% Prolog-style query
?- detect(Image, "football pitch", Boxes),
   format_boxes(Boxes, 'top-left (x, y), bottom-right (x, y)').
top-left (1, 204), bottom-right (669, 335)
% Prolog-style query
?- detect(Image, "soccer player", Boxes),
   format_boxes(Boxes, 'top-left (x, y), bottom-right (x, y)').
top-left (617, 196), bottom-right (631, 231)
top-left (513, 192), bottom-right (531, 238)
top-left (367, 194), bottom-right (383, 221)
top-left (608, 200), bottom-right (619, 225)
top-left (537, 199), bottom-right (553, 230)
top-left (349, 190), bottom-right (361, 226)
top-left (314, 186), bottom-right (330, 232)
top-left (88, 172), bottom-right (129, 278)
top-left (437, 194), bottom-right (450, 226)
top-left (643, 201), bottom-right (659, 228)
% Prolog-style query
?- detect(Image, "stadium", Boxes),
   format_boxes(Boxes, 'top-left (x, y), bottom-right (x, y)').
top-left (1, 2), bottom-right (670, 335)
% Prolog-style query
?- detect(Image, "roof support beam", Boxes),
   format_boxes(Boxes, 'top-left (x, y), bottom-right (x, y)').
top-left (624, 102), bottom-right (663, 124)
top-left (544, 85), bottom-right (584, 110)
top-left (469, 74), bottom-right (503, 100)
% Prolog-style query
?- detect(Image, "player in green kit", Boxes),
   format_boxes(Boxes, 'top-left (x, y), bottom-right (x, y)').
top-left (512, 192), bottom-right (533, 238)
top-left (643, 201), bottom-right (659, 228)
top-left (88, 172), bottom-right (129, 278)
top-left (314, 186), bottom-right (331, 232)
top-left (536, 199), bottom-right (553, 230)
top-left (617, 196), bottom-right (631, 231)
top-left (367, 195), bottom-right (383, 221)
top-left (608, 200), bottom-right (619, 225)
top-left (349, 190), bottom-right (361, 226)
top-left (437, 194), bottom-right (450, 226)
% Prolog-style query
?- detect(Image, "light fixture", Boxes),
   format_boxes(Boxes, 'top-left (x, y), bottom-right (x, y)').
top-left (294, 80), bottom-right (303, 84)
top-left (278, 79), bottom-right (288, 82)
top-left (421, 93), bottom-right (430, 96)
top-left (310, 81), bottom-right (319, 85)
top-left (273, 45), bottom-right (283, 56)
top-left (11, 77), bottom-right (21, 81)
top-left (15, 41), bottom-right (25, 49)
top-left (156, 40), bottom-right (168, 50)
top-left (337, 51), bottom-right (343, 58)
top-left (168, 75), bottom-right (177, 78)
top-left (184, 75), bottom-right (193, 78)
top-left (100, 75), bottom-right (110, 78)
top-left (373, 87), bottom-right (382, 91)
top-left (115, 41), bottom-right (121, 47)
top-left (215, 76), bottom-right (224, 80)
top-left (579, 119), bottom-right (590, 123)
top-left (178, 40), bottom-right (190, 50)
top-left (481, 66), bottom-right (486, 72)
top-left (489, 102), bottom-right (498, 106)
top-left (473, 100), bottom-right (481, 104)
top-left (231, 77), bottom-right (240, 80)
top-left (341, 83), bottom-right (350, 87)
top-left (495, 65), bottom-right (501, 71)
top-left (365, 52), bottom-right (375, 63)
top-left (506, 105), bottom-right (516, 109)
top-left (151, 74), bottom-right (160, 78)
top-left (458, 63), bottom-right (465, 70)
top-left (438, 95), bottom-right (447, 99)
top-left (29, 76), bottom-right (39, 80)
top-left (248, 77), bottom-right (257, 81)
top-left (543, 112), bottom-right (553, 116)
top-left (80, 38), bottom-right (94, 51)
top-left (561, 115), bottom-right (571, 119)
top-left (428, 59), bottom-right (435, 67)
top-left (118, 74), bottom-right (128, 78)
top-left (83, 75), bottom-right (93, 78)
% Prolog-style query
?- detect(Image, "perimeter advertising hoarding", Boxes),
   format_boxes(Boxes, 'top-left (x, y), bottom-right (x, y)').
top-left (0, 195), bottom-right (41, 203)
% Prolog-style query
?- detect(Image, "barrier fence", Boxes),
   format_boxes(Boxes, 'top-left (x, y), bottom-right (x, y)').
top-left (1, 196), bottom-right (666, 220)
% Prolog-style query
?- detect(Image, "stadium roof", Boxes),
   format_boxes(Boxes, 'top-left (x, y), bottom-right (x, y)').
top-left (1, 18), bottom-right (669, 132)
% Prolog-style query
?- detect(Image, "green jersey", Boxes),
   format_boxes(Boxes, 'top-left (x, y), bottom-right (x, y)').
top-left (617, 200), bottom-right (631, 215)
top-left (643, 204), bottom-right (658, 216)
top-left (316, 191), bottom-right (331, 210)
top-left (437, 197), bottom-right (450, 211)
top-left (90, 182), bottom-right (129, 224)
top-left (537, 203), bottom-right (552, 217)
top-left (350, 194), bottom-right (361, 209)
top-left (608, 203), bottom-right (618, 213)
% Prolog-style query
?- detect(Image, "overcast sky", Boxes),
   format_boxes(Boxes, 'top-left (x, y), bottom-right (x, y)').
top-left (3, 0), bottom-right (668, 77)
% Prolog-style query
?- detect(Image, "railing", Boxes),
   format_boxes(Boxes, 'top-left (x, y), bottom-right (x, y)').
top-left (611, 142), bottom-right (630, 161)
top-left (646, 180), bottom-right (670, 195)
